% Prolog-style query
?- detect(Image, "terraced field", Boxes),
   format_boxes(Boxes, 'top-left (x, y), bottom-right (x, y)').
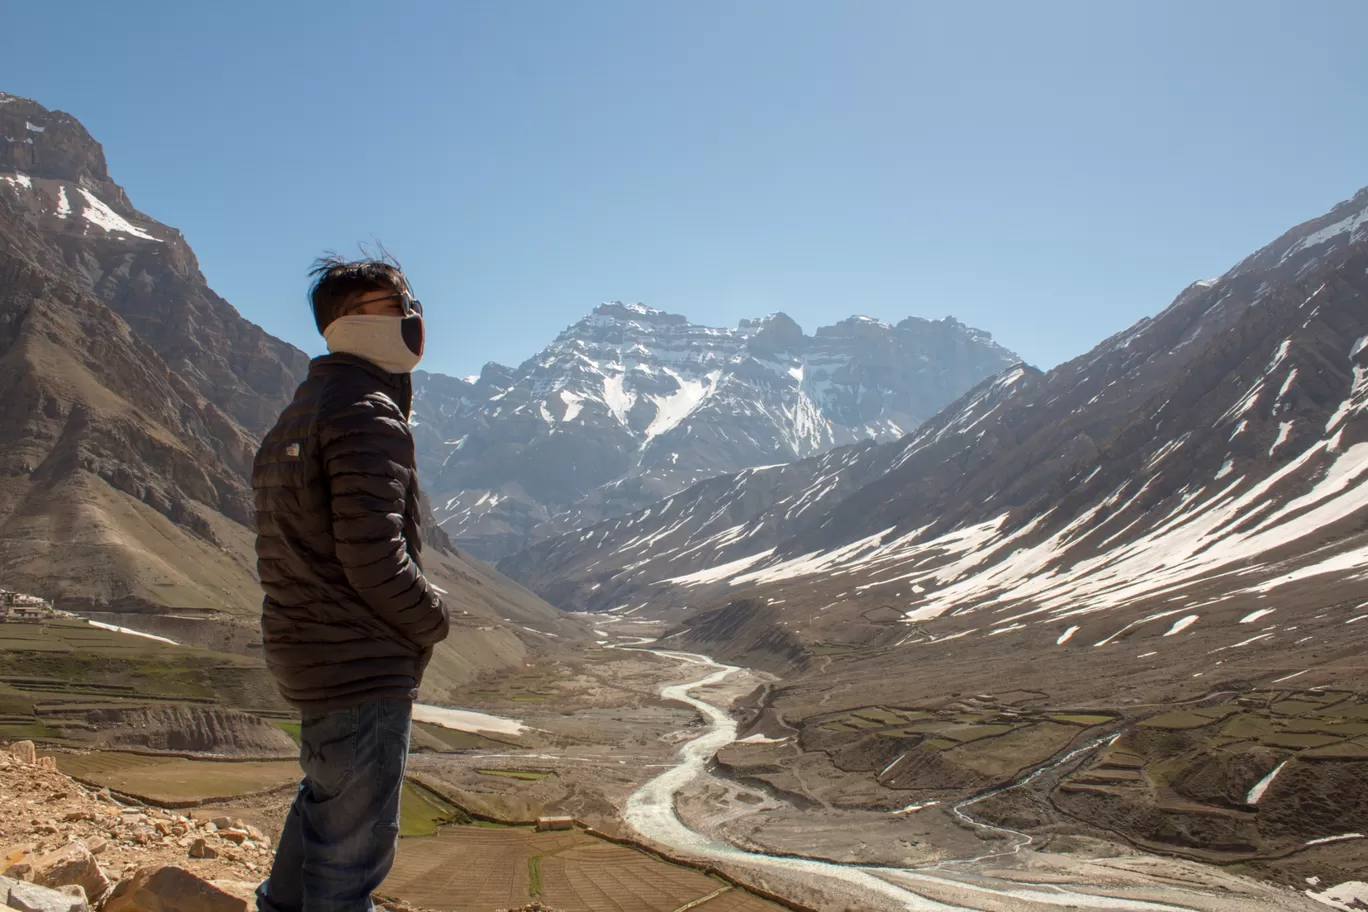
top-left (802, 700), bottom-right (1118, 788)
top-left (1057, 689), bottom-right (1368, 865)
top-left (0, 619), bottom-right (286, 746)
top-left (382, 824), bottom-right (786, 912)
top-left (53, 751), bottom-right (298, 803)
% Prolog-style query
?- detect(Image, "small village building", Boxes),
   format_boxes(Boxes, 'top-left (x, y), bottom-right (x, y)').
top-left (535, 816), bottom-right (575, 832)
top-left (0, 589), bottom-right (54, 622)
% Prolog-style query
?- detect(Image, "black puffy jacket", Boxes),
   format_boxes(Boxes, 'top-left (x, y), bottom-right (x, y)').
top-left (252, 353), bottom-right (449, 712)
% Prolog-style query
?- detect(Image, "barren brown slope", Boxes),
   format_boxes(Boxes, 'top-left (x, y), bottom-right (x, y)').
top-left (0, 92), bottom-right (585, 689)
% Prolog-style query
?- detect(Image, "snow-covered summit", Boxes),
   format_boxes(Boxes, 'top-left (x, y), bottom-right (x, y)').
top-left (412, 302), bottom-right (1018, 560)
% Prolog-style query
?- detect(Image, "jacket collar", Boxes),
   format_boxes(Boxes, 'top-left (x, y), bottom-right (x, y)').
top-left (310, 353), bottom-right (414, 417)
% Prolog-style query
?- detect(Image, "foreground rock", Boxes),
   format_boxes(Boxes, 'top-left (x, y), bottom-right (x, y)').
top-left (0, 747), bottom-right (271, 894)
top-left (104, 867), bottom-right (246, 912)
top-left (29, 845), bottom-right (107, 903)
top-left (2, 876), bottom-right (88, 912)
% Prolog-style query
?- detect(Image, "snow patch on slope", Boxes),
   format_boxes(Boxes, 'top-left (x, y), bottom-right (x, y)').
top-left (76, 188), bottom-right (159, 241)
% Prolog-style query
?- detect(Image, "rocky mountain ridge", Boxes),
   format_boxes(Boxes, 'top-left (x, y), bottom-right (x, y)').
top-left (0, 92), bottom-right (585, 692)
top-left (413, 302), bottom-right (1019, 560)
top-left (502, 184), bottom-right (1368, 637)
top-left (498, 184), bottom-right (1368, 889)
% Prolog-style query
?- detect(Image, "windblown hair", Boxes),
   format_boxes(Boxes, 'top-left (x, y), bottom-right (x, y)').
top-left (307, 248), bottom-right (408, 335)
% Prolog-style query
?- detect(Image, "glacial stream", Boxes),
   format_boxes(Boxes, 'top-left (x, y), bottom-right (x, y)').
top-left (623, 649), bottom-right (1211, 912)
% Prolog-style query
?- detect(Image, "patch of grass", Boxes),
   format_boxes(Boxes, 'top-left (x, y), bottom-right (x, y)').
top-left (1051, 714), bottom-right (1116, 726)
top-left (0, 721), bottom-right (60, 741)
top-left (275, 720), bottom-right (301, 745)
top-left (948, 721), bottom-right (1081, 779)
top-left (806, 644), bottom-right (857, 656)
top-left (1259, 732), bottom-right (1344, 749)
top-left (413, 722), bottom-right (504, 751)
top-left (55, 751), bottom-right (297, 801)
top-left (852, 708), bottom-right (905, 725)
top-left (399, 781), bottom-right (471, 837)
top-left (1329, 703), bottom-right (1368, 721)
top-left (938, 723), bottom-right (1016, 743)
top-left (875, 729), bottom-right (923, 740)
top-left (0, 685), bottom-right (35, 716)
top-left (477, 769), bottom-right (548, 781)
top-left (1325, 722), bottom-right (1368, 737)
top-left (1220, 713), bottom-right (1277, 740)
top-left (528, 854), bottom-right (544, 896)
top-left (1140, 710), bottom-right (1220, 731)
top-left (841, 716), bottom-right (883, 730)
top-left (1302, 739), bottom-right (1368, 760)
top-left (1269, 700), bottom-right (1326, 716)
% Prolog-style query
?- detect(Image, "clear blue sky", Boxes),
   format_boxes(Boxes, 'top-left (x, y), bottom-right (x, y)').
top-left (5, 1), bottom-right (1366, 379)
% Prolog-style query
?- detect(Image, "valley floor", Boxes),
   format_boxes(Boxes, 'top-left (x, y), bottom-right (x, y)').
top-left (4, 615), bottom-right (1358, 911)
top-left (406, 623), bottom-right (1345, 912)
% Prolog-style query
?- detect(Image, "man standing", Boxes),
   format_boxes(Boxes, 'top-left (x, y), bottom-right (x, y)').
top-left (253, 255), bottom-right (449, 912)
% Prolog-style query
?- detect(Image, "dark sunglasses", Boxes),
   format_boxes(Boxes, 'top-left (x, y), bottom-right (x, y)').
top-left (361, 292), bottom-right (423, 317)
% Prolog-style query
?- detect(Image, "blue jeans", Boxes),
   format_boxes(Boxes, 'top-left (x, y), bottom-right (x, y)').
top-left (257, 699), bottom-right (412, 912)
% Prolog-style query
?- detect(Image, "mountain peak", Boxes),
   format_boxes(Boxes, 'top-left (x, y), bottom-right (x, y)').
top-left (417, 301), bottom-right (1021, 559)
top-left (740, 312), bottom-right (804, 352)
top-left (0, 93), bottom-right (112, 187)
top-left (590, 301), bottom-right (681, 323)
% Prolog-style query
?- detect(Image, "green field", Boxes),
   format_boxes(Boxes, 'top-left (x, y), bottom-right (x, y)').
top-left (414, 721), bottom-right (508, 751)
top-left (1069, 691), bottom-right (1368, 799)
top-left (1051, 713), bottom-right (1117, 726)
top-left (0, 619), bottom-right (286, 747)
top-left (477, 768), bottom-right (549, 781)
top-left (399, 781), bottom-right (473, 837)
top-left (54, 751), bottom-right (298, 802)
top-left (383, 824), bottom-right (785, 912)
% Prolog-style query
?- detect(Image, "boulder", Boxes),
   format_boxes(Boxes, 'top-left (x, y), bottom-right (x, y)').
top-left (187, 841), bottom-right (216, 861)
top-left (28, 844), bottom-right (108, 901)
top-left (205, 884), bottom-right (256, 908)
top-left (104, 867), bottom-right (246, 912)
top-left (5, 877), bottom-right (88, 912)
top-left (9, 743), bottom-right (36, 765)
top-left (217, 831), bottom-right (247, 846)
top-left (2, 846), bottom-right (32, 881)
top-left (34, 758), bottom-right (56, 770)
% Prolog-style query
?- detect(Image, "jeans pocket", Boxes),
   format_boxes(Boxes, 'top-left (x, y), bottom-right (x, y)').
top-left (300, 706), bottom-right (359, 799)
top-left (376, 699), bottom-right (413, 740)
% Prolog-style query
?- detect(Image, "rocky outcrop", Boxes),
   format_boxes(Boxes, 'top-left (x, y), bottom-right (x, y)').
top-left (80, 708), bottom-right (296, 757)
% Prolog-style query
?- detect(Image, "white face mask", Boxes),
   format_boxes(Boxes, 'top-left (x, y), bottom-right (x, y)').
top-left (323, 314), bottom-right (425, 374)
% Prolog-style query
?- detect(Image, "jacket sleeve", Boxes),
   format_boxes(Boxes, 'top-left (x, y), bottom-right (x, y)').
top-left (318, 393), bottom-right (450, 648)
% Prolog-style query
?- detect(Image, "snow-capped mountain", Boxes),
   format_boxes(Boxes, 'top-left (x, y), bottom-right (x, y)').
top-left (502, 185), bottom-right (1368, 644)
top-left (0, 92), bottom-right (585, 692)
top-left (506, 185), bottom-right (1368, 892)
top-left (414, 303), bottom-right (1018, 560)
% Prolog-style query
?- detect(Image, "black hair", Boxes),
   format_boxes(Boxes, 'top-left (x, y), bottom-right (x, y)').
top-left (307, 248), bottom-right (409, 335)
